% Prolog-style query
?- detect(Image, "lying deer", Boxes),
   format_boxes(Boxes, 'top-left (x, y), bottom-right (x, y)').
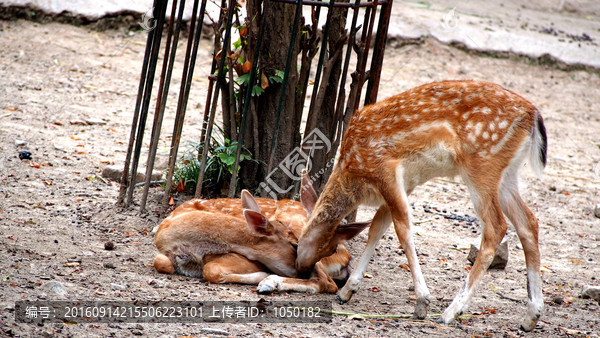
top-left (153, 173), bottom-right (368, 294)
top-left (296, 80), bottom-right (547, 331)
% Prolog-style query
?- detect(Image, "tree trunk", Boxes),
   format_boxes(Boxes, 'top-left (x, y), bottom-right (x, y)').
top-left (239, 1), bottom-right (301, 197)
top-left (304, 5), bottom-right (348, 193)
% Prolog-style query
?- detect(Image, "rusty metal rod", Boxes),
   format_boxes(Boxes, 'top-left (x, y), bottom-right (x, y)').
top-left (125, 0), bottom-right (167, 206)
top-left (364, 0), bottom-right (392, 105)
top-left (272, 0), bottom-right (388, 8)
top-left (195, 0), bottom-right (236, 198)
top-left (117, 0), bottom-right (162, 206)
top-left (227, 0), bottom-right (269, 198)
top-left (266, 0), bottom-right (304, 176)
top-left (140, 0), bottom-right (185, 212)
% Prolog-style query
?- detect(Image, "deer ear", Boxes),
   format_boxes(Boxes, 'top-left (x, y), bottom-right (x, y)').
top-left (332, 221), bottom-right (370, 242)
top-left (243, 209), bottom-right (273, 236)
top-left (241, 189), bottom-right (261, 213)
top-left (300, 169), bottom-right (318, 217)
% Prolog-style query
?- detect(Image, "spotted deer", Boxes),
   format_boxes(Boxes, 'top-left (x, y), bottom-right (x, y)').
top-left (153, 173), bottom-right (368, 294)
top-left (296, 80), bottom-right (547, 330)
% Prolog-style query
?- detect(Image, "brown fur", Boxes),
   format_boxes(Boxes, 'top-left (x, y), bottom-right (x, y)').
top-left (297, 80), bottom-right (546, 330)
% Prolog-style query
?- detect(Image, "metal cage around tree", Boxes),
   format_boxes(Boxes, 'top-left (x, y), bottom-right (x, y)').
top-left (117, 0), bottom-right (393, 211)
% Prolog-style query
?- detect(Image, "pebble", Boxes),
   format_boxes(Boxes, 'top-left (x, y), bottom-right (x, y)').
top-left (15, 139), bottom-right (27, 146)
top-left (84, 118), bottom-right (108, 125)
top-left (467, 238), bottom-right (509, 269)
top-left (18, 150), bottom-right (32, 160)
top-left (41, 281), bottom-right (68, 297)
top-left (581, 285), bottom-right (600, 301)
top-left (110, 283), bottom-right (127, 291)
top-left (594, 204), bottom-right (600, 219)
top-left (104, 241), bottom-right (115, 251)
top-left (102, 164), bottom-right (162, 183)
top-left (104, 262), bottom-right (116, 269)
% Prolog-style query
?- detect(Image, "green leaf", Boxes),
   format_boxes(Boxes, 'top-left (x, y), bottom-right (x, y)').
top-left (233, 38), bottom-right (242, 50)
top-left (237, 73), bottom-right (251, 86)
top-left (252, 85), bottom-right (264, 96)
top-left (217, 152), bottom-right (235, 166)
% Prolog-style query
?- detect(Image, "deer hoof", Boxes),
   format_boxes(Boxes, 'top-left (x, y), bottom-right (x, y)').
top-left (257, 275), bottom-right (282, 294)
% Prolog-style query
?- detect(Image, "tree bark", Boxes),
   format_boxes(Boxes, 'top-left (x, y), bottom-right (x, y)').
top-left (238, 1), bottom-right (301, 196)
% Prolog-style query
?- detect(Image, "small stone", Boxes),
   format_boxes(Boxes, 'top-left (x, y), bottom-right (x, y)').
top-left (594, 204), bottom-right (600, 219)
top-left (84, 118), bottom-right (108, 125)
top-left (41, 281), bottom-right (68, 298)
top-left (104, 262), bottom-right (116, 269)
top-left (581, 285), bottom-right (600, 300)
top-left (130, 329), bottom-right (143, 336)
top-left (552, 296), bottom-right (563, 305)
top-left (15, 139), bottom-right (27, 146)
top-left (18, 151), bottom-right (32, 160)
top-left (104, 241), bottom-right (115, 251)
top-left (53, 144), bottom-right (66, 152)
top-left (467, 238), bottom-right (509, 269)
top-left (101, 164), bottom-right (162, 183)
top-left (110, 283), bottom-right (127, 291)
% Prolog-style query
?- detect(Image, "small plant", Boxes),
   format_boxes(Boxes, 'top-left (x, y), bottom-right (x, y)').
top-left (171, 136), bottom-right (253, 197)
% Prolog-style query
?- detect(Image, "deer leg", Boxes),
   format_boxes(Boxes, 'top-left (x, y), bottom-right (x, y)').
top-left (336, 205), bottom-right (392, 303)
top-left (258, 262), bottom-right (338, 294)
top-left (383, 177), bottom-right (431, 320)
top-left (440, 182), bottom-right (507, 325)
top-left (499, 175), bottom-right (542, 331)
top-left (202, 253), bottom-right (269, 284)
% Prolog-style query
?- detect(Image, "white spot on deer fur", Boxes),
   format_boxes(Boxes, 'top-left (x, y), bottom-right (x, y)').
top-left (474, 122), bottom-right (483, 136)
top-left (432, 106), bottom-right (440, 111)
top-left (482, 131), bottom-right (489, 140)
top-left (490, 122), bottom-right (517, 154)
top-left (417, 101), bottom-right (425, 105)
top-left (489, 123), bottom-right (496, 131)
top-left (491, 133), bottom-right (498, 141)
top-left (467, 133), bottom-right (477, 144)
top-left (482, 107), bottom-right (491, 114)
top-left (452, 98), bottom-right (461, 105)
top-left (462, 111), bottom-right (470, 119)
top-left (422, 108), bottom-right (430, 113)
top-left (498, 120), bottom-right (509, 129)
top-left (355, 153), bottom-right (363, 163)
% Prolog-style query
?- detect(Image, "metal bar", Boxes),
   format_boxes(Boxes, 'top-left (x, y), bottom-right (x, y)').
top-left (200, 0), bottom-right (225, 144)
top-left (227, 0), bottom-right (268, 198)
top-left (271, 0), bottom-right (387, 8)
top-left (117, 0), bottom-right (161, 206)
top-left (265, 0), bottom-right (304, 175)
top-left (139, 0), bottom-right (183, 212)
top-left (195, 0), bottom-right (236, 197)
top-left (161, 0), bottom-right (209, 203)
top-left (303, 1), bottom-right (332, 138)
top-left (350, 0), bottom-right (378, 114)
top-left (125, 0), bottom-right (167, 206)
top-left (364, 0), bottom-right (392, 105)
top-left (330, 0), bottom-right (361, 143)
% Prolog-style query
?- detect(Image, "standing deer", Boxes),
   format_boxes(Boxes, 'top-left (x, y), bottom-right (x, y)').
top-left (295, 80), bottom-right (547, 331)
top-left (153, 173), bottom-right (368, 294)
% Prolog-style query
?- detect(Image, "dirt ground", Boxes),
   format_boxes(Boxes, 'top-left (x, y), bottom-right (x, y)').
top-left (1, 17), bottom-right (599, 337)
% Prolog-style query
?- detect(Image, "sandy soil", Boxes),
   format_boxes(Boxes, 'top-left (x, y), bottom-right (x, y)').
top-left (1, 18), bottom-right (599, 337)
